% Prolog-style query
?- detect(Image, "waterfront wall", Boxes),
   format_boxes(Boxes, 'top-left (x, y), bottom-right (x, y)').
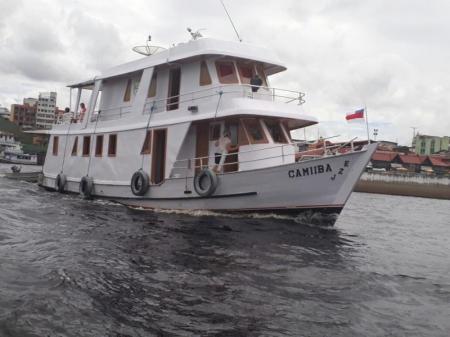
top-left (355, 172), bottom-right (450, 200)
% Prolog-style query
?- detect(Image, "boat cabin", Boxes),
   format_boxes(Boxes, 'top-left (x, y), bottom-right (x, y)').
top-left (49, 38), bottom-right (317, 185)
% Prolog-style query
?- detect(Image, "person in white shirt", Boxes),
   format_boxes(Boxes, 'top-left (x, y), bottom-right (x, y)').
top-left (213, 131), bottom-right (232, 173)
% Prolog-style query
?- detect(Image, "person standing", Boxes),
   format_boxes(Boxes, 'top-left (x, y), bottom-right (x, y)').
top-left (79, 102), bottom-right (87, 122)
top-left (213, 131), bottom-right (232, 173)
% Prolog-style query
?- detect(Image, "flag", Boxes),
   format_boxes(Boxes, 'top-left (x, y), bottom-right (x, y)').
top-left (346, 108), bottom-right (365, 121)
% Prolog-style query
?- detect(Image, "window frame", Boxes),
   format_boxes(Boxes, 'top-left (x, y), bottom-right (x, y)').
top-left (52, 136), bottom-right (59, 156)
top-left (82, 136), bottom-right (91, 157)
top-left (95, 135), bottom-right (104, 157)
top-left (123, 79), bottom-right (132, 102)
top-left (108, 134), bottom-right (117, 157)
top-left (264, 119), bottom-right (288, 144)
top-left (242, 118), bottom-right (268, 144)
top-left (71, 136), bottom-right (78, 156)
top-left (147, 72), bottom-right (157, 98)
top-left (200, 60), bottom-right (212, 86)
top-left (215, 60), bottom-right (239, 84)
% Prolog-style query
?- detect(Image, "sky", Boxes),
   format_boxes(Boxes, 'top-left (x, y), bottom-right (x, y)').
top-left (1, 0), bottom-right (449, 145)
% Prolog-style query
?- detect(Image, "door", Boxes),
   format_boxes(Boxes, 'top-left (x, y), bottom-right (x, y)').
top-left (151, 129), bottom-right (167, 184)
top-left (167, 68), bottom-right (181, 111)
top-left (224, 120), bottom-right (240, 172)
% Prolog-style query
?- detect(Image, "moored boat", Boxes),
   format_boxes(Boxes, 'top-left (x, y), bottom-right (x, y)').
top-left (39, 35), bottom-right (376, 225)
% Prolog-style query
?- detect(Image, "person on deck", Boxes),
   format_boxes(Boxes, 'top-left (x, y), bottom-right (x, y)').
top-left (250, 74), bottom-right (263, 92)
top-left (213, 131), bottom-right (233, 173)
top-left (79, 102), bottom-right (87, 122)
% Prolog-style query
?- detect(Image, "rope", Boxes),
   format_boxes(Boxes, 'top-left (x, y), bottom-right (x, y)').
top-left (214, 90), bottom-right (223, 120)
top-left (140, 102), bottom-right (156, 170)
top-left (60, 116), bottom-right (73, 174)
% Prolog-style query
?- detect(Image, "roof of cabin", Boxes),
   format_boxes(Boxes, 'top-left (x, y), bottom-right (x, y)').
top-left (68, 38), bottom-right (287, 88)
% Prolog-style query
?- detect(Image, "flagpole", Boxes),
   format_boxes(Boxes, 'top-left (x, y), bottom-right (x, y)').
top-left (365, 105), bottom-right (370, 144)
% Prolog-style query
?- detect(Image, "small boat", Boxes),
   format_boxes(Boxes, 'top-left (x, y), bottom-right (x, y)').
top-left (38, 34), bottom-right (376, 225)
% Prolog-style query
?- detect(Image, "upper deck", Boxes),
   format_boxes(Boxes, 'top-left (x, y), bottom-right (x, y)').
top-left (53, 37), bottom-right (316, 134)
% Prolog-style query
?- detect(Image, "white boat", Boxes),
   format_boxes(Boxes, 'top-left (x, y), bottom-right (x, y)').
top-left (0, 132), bottom-right (38, 165)
top-left (40, 35), bottom-right (376, 225)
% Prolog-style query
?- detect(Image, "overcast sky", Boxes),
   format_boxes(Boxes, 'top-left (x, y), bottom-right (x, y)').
top-left (1, 0), bottom-right (449, 145)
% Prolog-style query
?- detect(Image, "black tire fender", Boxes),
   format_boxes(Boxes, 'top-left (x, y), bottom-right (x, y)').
top-left (194, 168), bottom-right (218, 197)
top-left (131, 170), bottom-right (150, 196)
top-left (55, 173), bottom-right (67, 193)
top-left (80, 175), bottom-right (94, 199)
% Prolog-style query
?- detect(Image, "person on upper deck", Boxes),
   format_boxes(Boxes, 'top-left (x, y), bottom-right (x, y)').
top-left (250, 74), bottom-right (263, 93)
top-left (79, 103), bottom-right (86, 122)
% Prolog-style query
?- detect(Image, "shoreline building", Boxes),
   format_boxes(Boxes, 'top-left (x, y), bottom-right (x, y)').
top-left (412, 134), bottom-right (449, 155)
top-left (0, 105), bottom-right (10, 119)
top-left (36, 92), bottom-right (57, 129)
top-left (10, 98), bottom-right (37, 129)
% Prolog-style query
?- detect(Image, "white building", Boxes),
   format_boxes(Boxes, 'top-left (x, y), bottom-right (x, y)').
top-left (36, 92), bottom-right (57, 129)
top-left (0, 105), bottom-right (10, 119)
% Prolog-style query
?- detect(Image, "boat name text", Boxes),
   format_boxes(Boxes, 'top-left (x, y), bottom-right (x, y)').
top-left (288, 164), bottom-right (332, 178)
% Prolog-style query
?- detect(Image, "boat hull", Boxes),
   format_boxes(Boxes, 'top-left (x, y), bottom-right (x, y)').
top-left (41, 144), bottom-right (376, 225)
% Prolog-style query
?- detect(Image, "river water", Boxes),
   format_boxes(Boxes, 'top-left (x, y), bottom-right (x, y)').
top-left (0, 164), bottom-right (449, 337)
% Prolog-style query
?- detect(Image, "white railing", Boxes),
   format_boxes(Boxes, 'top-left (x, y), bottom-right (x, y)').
top-left (55, 84), bottom-right (305, 125)
top-left (171, 136), bottom-right (358, 178)
top-left (142, 84), bottom-right (305, 115)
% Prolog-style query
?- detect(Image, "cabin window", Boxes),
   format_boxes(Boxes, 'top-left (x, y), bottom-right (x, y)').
top-left (200, 61), bottom-right (212, 86)
top-left (123, 79), bottom-right (132, 102)
top-left (237, 62), bottom-right (255, 84)
top-left (141, 130), bottom-right (152, 154)
top-left (108, 134), bottom-right (117, 157)
top-left (243, 118), bottom-right (268, 144)
top-left (264, 119), bottom-right (288, 143)
top-left (52, 136), bottom-right (59, 156)
top-left (82, 136), bottom-right (91, 156)
top-left (215, 61), bottom-right (238, 84)
top-left (147, 72), bottom-right (157, 98)
top-left (95, 135), bottom-right (104, 157)
top-left (256, 64), bottom-right (268, 86)
top-left (71, 137), bottom-right (78, 156)
top-left (209, 124), bottom-right (221, 141)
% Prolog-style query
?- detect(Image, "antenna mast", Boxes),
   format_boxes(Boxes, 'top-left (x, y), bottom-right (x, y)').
top-left (219, 0), bottom-right (242, 42)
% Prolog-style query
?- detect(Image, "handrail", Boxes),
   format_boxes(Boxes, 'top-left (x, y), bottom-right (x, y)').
top-left (172, 135), bottom-right (347, 171)
top-left (143, 84), bottom-right (306, 114)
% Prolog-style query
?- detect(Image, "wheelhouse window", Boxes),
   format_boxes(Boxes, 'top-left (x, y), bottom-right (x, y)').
top-left (123, 79), bottom-right (132, 102)
top-left (237, 62), bottom-right (255, 84)
top-left (215, 61), bottom-right (238, 84)
top-left (52, 136), bottom-right (59, 156)
top-left (200, 61), bottom-right (212, 86)
top-left (108, 134), bottom-right (117, 157)
top-left (264, 119), bottom-right (288, 143)
top-left (141, 130), bottom-right (152, 154)
top-left (147, 72), bottom-right (157, 98)
top-left (71, 137), bottom-right (78, 156)
top-left (242, 118), bottom-right (267, 144)
top-left (82, 136), bottom-right (91, 156)
top-left (95, 135), bottom-right (104, 157)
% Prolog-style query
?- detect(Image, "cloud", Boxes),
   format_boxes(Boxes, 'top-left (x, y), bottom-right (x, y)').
top-left (0, 0), bottom-right (449, 145)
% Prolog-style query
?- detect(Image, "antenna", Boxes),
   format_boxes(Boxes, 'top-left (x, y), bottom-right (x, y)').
top-left (219, 0), bottom-right (242, 42)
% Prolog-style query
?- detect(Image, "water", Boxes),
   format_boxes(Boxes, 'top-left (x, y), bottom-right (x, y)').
top-left (0, 164), bottom-right (449, 336)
